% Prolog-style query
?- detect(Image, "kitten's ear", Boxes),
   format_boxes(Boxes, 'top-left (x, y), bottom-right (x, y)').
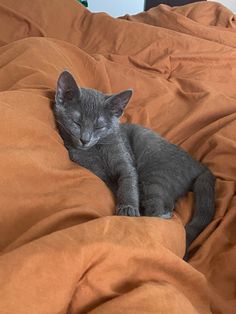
top-left (55, 71), bottom-right (80, 105)
top-left (105, 89), bottom-right (133, 117)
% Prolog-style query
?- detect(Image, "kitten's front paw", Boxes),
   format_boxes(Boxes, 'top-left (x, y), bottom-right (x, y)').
top-left (116, 205), bottom-right (140, 217)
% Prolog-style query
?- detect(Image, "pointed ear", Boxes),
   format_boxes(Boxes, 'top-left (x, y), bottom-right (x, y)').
top-left (55, 70), bottom-right (80, 105)
top-left (105, 89), bottom-right (133, 117)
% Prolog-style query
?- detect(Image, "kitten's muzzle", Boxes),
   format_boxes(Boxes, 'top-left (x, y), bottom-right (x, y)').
top-left (79, 138), bottom-right (90, 146)
top-left (78, 138), bottom-right (91, 150)
top-left (77, 135), bottom-right (96, 150)
top-left (77, 137), bottom-right (98, 150)
top-left (79, 131), bottom-right (92, 147)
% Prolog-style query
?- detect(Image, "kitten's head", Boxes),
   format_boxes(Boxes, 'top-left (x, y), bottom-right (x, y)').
top-left (54, 71), bottom-right (132, 150)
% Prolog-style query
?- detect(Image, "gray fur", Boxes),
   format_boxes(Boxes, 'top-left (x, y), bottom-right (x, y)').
top-left (53, 71), bottom-right (216, 258)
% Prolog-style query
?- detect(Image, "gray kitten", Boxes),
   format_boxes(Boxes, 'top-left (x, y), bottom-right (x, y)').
top-left (53, 71), bottom-right (215, 258)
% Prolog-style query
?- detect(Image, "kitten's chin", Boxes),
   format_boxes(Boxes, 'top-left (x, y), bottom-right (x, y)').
top-left (76, 140), bottom-right (98, 151)
top-left (77, 146), bottom-right (92, 151)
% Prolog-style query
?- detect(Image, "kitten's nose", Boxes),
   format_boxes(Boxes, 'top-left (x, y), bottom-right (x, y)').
top-left (80, 138), bottom-right (90, 146)
top-left (80, 132), bottom-right (91, 146)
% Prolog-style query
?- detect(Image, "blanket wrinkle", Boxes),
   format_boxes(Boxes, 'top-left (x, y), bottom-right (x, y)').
top-left (123, 2), bottom-right (236, 47)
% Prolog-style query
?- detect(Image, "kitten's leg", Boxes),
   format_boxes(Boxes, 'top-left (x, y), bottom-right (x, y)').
top-left (105, 140), bottom-right (140, 217)
top-left (116, 166), bottom-right (140, 217)
top-left (139, 177), bottom-right (174, 218)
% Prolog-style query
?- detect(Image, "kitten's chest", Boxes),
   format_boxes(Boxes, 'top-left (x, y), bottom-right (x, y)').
top-left (68, 146), bottom-right (109, 182)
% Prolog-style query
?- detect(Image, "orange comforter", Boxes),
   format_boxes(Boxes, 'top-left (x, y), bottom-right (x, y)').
top-left (0, 1), bottom-right (235, 313)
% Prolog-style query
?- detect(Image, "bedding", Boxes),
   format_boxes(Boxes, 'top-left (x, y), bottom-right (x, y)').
top-left (0, 0), bottom-right (235, 313)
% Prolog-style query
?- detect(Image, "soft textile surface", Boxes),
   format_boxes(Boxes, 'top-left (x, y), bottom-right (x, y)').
top-left (0, 1), bottom-right (235, 313)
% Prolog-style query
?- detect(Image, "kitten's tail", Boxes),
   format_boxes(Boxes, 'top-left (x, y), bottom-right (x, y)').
top-left (185, 168), bottom-right (215, 254)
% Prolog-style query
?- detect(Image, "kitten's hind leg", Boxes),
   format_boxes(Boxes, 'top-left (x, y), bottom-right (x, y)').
top-left (140, 181), bottom-right (174, 219)
top-left (142, 197), bottom-right (174, 219)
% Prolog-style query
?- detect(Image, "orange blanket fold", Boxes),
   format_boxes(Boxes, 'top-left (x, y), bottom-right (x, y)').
top-left (0, 1), bottom-right (235, 313)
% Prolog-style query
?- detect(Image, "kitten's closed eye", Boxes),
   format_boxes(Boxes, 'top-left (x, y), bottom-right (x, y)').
top-left (70, 112), bottom-right (81, 126)
top-left (72, 119), bottom-right (81, 127)
top-left (96, 125), bottom-right (106, 130)
top-left (96, 117), bottom-right (106, 130)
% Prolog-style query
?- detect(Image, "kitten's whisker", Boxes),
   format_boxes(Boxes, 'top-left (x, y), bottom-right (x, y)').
top-left (99, 140), bottom-right (122, 145)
